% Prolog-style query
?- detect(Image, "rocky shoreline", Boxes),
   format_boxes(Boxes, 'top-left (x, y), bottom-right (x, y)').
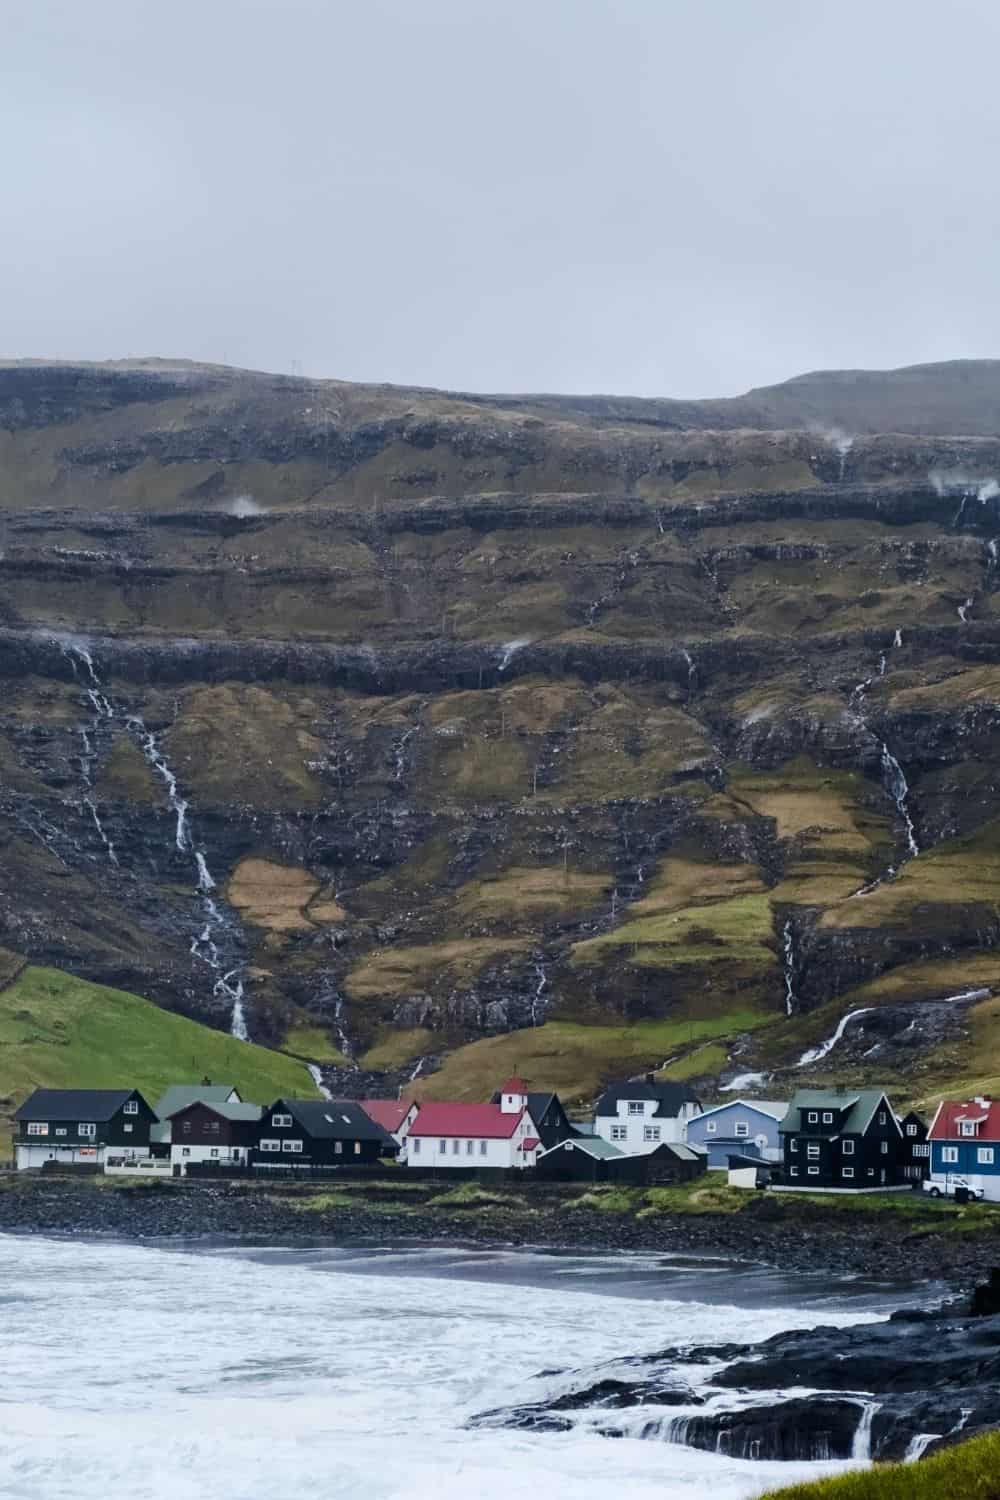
top-left (2, 1177), bottom-right (1000, 1288)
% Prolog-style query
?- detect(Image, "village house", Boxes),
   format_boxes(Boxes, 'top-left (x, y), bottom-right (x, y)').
top-left (686, 1098), bottom-right (786, 1168)
top-left (149, 1082), bottom-right (243, 1157)
top-left (593, 1078), bottom-right (702, 1156)
top-left (400, 1077), bottom-right (540, 1169)
top-left (898, 1109), bottom-right (931, 1184)
top-left (778, 1087), bottom-right (905, 1189)
top-left (927, 1096), bottom-right (1000, 1201)
top-left (489, 1087), bottom-right (578, 1148)
top-left (165, 1099), bottom-right (263, 1172)
top-left (251, 1098), bottom-right (395, 1165)
top-left (356, 1098), bottom-right (418, 1147)
top-left (536, 1134), bottom-right (707, 1184)
top-left (14, 1088), bottom-right (157, 1170)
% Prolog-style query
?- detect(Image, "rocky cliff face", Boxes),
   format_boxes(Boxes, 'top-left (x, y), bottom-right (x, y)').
top-left (4, 358), bottom-right (1000, 1101)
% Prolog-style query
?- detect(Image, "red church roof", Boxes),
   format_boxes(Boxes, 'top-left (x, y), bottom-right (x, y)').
top-left (929, 1098), bottom-right (1000, 1141)
top-left (501, 1076), bottom-right (529, 1094)
top-left (408, 1102), bottom-right (524, 1139)
top-left (358, 1099), bottom-right (413, 1134)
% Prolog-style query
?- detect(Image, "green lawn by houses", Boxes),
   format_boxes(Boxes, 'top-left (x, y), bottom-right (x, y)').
top-left (0, 963), bottom-right (318, 1131)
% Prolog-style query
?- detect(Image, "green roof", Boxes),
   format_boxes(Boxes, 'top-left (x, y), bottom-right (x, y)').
top-left (153, 1084), bottom-right (240, 1120)
top-left (778, 1088), bottom-right (892, 1136)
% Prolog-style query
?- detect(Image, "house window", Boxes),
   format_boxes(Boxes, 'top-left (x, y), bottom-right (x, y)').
top-left (439, 1139), bottom-right (447, 1154)
top-left (906, 1123), bottom-right (917, 1137)
top-left (272, 1113), bottom-right (293, 1128)
top-left (961, 1121), bottom-right (977, 1137)
top-left (878, 1112), bottom-right (887, 1125)
top-left (259, 1139), bottom-right (280, 1152)
top-left (78, 1124), bottom-right (96, 1138)
top-left (123, 1101), bottom-right (139, 1116)
top-left (210, 1148), bottom-right (219, 1158)
top-left (978, 1147), bottom-right (995, 1165)
top-left (466, 1140), bottom-right (474, 1155)
top-left (807, 1143), bottom-right (820, 1158)
top-left (354, 1143), bottom-right (361, 1155)
top-left (182, 1147), bottom-right (190, 1157)
top-left (26, 1123), bottom-right (48, 1137)
top-left (411, 1138), bottom-right (421, 1155)
top-left (334, 1141), bottom-right (343, 1154)
top-left (822, 1112), bottom-right (833, 1124)
top-left (479, 1141), bottom-right (487, 1156)
top-left (55, 1128), bottom-right (67, 1137)
top-left (452, 1140), bottom-right (460, 1155)
top-left (942, 1146), bottom-right (959, 1163)
top-left (842, 1167), bottom-right (855, 1179)
top-left (706, 1121), bottom-right (717, 1134)
top-left (881, 1141), bottom-right (889, 1154)
top-left (790, 1165), bottom-right (799, 1176)
top-left (628, 1102), bottom-right (644, 1116)
top-left (282, 1140), bottom-right (303, 1153)
top-left (644, 1126), bottom-right (661, 1143)
top-left (867, 1168), bottom-right (875, 1177)
top-left (206, 1120), bottom-right (220, 1135)
top-left (734, 1121), bottom-right (750, 1138)
top-left (790, 1138), bottom-right (798, 1153)
top-left (182, 1121), bottom-right (192, 1135)
top-left (807, 1166), bottom-right (820, 1176)
top-left (611, 1126), bottom-right (627, 1141)
top-left (123, 1124), bottom-right (133, 1134)
top-left (913, 1144), bottom-right (930, 1158)
top-left (842, 1140), bottom-right (855, 1155)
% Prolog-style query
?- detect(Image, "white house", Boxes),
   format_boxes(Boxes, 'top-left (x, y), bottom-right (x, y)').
top-left (400, 1077), bottom-right (540, 1169)
top-left (593, 1079), bottom-right (702, 1156)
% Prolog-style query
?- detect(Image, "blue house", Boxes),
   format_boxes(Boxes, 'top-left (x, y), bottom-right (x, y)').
top-left (927, 1096), bottom-right (1000, 1201)
top-left (685, 1098), bottom-right (786, 1168)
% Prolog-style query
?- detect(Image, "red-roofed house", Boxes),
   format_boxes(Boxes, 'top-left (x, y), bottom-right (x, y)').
top-left (356, 1098), bottom-right (419, 1147)
top-left (401, 1080), bottom-right (541, 1169)
top-left (928, 1095), bottom-right (1000, 1200)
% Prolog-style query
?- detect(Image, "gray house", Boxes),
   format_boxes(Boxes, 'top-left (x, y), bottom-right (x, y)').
top-left (685, 1098), bottom-right (786, 1168)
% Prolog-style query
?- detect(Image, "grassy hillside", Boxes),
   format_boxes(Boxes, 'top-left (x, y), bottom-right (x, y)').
top-left (0, 963), bottom-right (318, 1130)
top-left (761, 1431), bottom-right (1000, 1498)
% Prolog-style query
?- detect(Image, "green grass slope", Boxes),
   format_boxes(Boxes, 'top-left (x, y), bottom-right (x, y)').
top-left (0, 964), bottom-right (318, 1128)
top-left (762, 1432), bottom-right (1000, 1499)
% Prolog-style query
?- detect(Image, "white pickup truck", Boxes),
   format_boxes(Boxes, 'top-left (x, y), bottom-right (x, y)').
top-left (923, 1176), bottom-right (985, 1200)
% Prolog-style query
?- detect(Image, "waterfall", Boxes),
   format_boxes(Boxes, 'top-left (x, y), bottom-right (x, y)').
top-left (905, 1434), bottom-right (939, 1462)
top-left (720, 1071), bottom-right (770, 1092)
top-left (958, 596), bottom-right (974, 624)
top-left (307, 1063), bottom-right (333, 1101)
top-left (497, 638), bottom-right (530, 673)
top-left (194, 853), bottom-right (216, 892)
top-left (83, 798), bottom-right (118, 867)
top-left (126, 716), bottom-right (190, 852)
top-left (224, 975), bottom-right (248, 1041)
top-left (781, 920), bottom-right (797, 1015)
top-left (393, 726), bottom-right (416, 782)
top-left (850, 1401), bottom-right (880, 1462)
top-left (797, 1007), bottom-right (874, 1067)
top-left (879, 743), bottom-right (919, 857)
top-left (680, 649), bottom-right (696, 692)
top-left (893, 628), bottom-right (903, 648)
top-left (877, 652), bottom-right (887, 677)
top-left (331, 996), bottom-right (353, 1062)
top-left (530, 963), bottom-right (548, 1026)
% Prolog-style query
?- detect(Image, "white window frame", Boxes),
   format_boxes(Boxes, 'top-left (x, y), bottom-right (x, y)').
top-left (271, 1113), bottom-right (293, 1129)
top-left (790, 1165), bottom-right (799, 1176)
top-left (123, 1100), bottom-right (139, 1116)
top-left (734, 1121), bottom-right (750, 1138)
top-left (282, 1139), bottom-right (303, 1153)
top-left (842, 1167), bottom-right (855, 1179)
top-left (878, 1112), bottom-right (887, 1125)
top-left (610, 1125), bottom-right (627, 1141)
top-left (807, 1143), bottom-right (820, 1158)
top-left (643, 1126), bottom-right (661, 1143)
top-left (881, 1140), bottom-right (889, 1154)
top-left (259, 1139), bottom-right (281, 1153)
top-left (790, 1138), bottom-right (798, 1153)
top-left (807, 1112), bottom-right (818, 1123)
top-left (906, 1123), bottom-right (917, 1137)
top-left (913, 1144), bottom-right (929, 1158)
top-left (354, 1142), bottom-right (361, 1156)
top-left (842, 1140), bottom-right (855, 1155)
top-left (334, 1141), bottom-right (343, 1154)
top-left (706, 1121), bottom-right (717, 1134)
top-left (54, 1127), bottom-right (67, 1137)
top-left (978, 1147), bottom-right (995, 1165)
top-left (961, 1121), bottom-right (977, 1137)
top-left (439, 1139), bottom-right (447, 1154)
top-left (26, 1122), bottom-right (48, 1137)
top-left (123, 1123), bottom-right (133, 1134)
top-left (942, 1146), bottom-right (959, 1163)
top-left (411, 1138), bottom-right (421, 1155)
top-left (822, 1112), bottom-right (833, 1124)
top-left (807, 1166), bottom-right (820, 1176)
top-left (78, 1123), bottom-right (96, 1138)
top-left (627, 1102), bottom-right (644, 1116)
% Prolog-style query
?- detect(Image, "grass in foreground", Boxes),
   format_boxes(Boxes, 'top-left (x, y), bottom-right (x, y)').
top-left (761, 1430), bottom-right (1000, 1498)
top-left (0, 964), bottom-right (318, 1126)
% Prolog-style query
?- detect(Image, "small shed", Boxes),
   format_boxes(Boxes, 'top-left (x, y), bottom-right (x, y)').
top-left (535, 1135), bottom-right (628, 1182)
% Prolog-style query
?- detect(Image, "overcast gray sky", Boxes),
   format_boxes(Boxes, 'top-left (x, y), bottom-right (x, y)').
top-left (3, 0), bottom-right (999, 397)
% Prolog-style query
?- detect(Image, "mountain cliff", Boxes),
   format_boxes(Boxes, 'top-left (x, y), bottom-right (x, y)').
top-left (4, 356), bottom-right (1000, 1107)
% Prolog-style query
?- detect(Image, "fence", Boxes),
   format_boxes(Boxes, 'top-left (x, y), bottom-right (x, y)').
top-left (105, 1157), bottom-right (174, 1177)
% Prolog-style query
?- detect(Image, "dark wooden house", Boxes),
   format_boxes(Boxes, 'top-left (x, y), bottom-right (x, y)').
top-left (14, 1088), bottom-right (156, 1170)
top-left (250, 1098), bottom-right (395, 1166)
top-left (166, 1099), bottom-right (263, 1171)
top-left (778, 1088), bottom-right (905, 1189)
top-left (898, 1109), bottom-right (930, 1183)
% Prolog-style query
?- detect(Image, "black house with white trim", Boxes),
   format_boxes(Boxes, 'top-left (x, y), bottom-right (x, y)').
top-left (251, 1098), bottom-right (395, 1165)
top-left (14, 1088), bottom-right (156, 1170)
top-left (778, 1088), bottom-right (905, 1189)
